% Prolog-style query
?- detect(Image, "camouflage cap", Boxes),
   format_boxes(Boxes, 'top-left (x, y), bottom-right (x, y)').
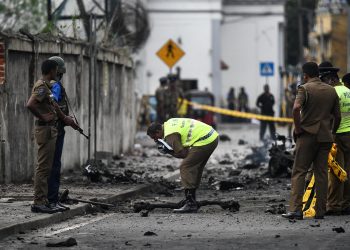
top-left (49, 56), bottom-right (66, 74)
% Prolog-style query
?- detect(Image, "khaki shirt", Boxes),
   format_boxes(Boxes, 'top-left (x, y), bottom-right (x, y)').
top-left (165, 133), bottom-right (185, 157)
top-left (30, 79), bottom-right (57, 121)
top-left (296, 77), bottom-right (339, 142)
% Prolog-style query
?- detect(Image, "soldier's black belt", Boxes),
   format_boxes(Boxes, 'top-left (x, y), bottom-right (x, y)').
top-left (197, 129), bottom-right (215, 142)
top-left (35, 120), bottom-right (58, 127)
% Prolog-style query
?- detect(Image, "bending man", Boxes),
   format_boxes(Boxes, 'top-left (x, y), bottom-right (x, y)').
top-left (147, 118), bottom-right (219, 213)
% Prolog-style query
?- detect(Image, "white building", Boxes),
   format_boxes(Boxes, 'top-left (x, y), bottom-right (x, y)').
top-left (221, 0), bottom-right (285, 111)
top-left (137, 0), bottom-right (285, 113)
top-left (135, 0), bottom-right (222, 104)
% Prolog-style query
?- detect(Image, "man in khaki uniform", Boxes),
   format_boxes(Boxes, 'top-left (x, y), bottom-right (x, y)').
top-left (282, 62), bottom-right (341, 220)
top-left (155, 77), bottom-right (167, 123)
top-left (27, 60), bottom-right (78, 213)
top-left (147, 118), bottom-right (218, 213)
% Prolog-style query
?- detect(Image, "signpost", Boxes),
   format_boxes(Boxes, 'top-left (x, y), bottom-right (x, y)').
top-left (260, 62), bottom-right (274, 84)
top-left (156, 39), bottom-right (185, 73)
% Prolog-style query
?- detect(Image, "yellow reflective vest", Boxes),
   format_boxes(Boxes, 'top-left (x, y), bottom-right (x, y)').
top-left (335, 85), bottom-right (350, 133)
top-left (163, 118), bottom-right (218, 147)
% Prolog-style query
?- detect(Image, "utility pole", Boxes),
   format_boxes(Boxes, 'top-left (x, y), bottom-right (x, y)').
top-left (297, 0), bottom-right (304, 64)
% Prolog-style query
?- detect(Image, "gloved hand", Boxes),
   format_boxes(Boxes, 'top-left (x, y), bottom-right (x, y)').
top-left (63, 116), bottom-right (79, 130)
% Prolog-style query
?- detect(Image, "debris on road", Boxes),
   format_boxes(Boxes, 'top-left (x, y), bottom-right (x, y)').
top-left (133, 199), bottom-right (240, 213)
top-left (140, 210), bottom-right (149, 217)
top-left (144, 231), bottom-right (158, 236)
top-left (212, 180), bottom-right (244, 191)
top-left (238, 139), bottom-right (247, 145)
top-left (265, 204), bottom-right (286, 214)
top-left (219, 134), bottom-right (231, 142)
top-left (332, 227), bottom-right (345, 233)
top-left (46, 238), bottom-right (78, 247)
top-left (310, 223), bottom-right (320, 228)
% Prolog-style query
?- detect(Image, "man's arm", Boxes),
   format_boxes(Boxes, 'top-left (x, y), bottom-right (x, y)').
top-left (293, 87), bottom-right (306, 135)
top-left (26, 96), bottom-right (55, 122)
top-left (165, 133), bottom-right (189, 159)
top-left (256, 96), bottom-right (261, 108)
top-left (332, 95), bottom-right (341, 134)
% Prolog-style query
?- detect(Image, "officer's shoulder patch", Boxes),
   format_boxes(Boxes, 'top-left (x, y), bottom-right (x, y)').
top-left (37, 86), bottom-right (46, 96)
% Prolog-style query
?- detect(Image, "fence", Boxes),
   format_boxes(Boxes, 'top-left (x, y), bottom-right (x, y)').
top-left (0, 32), bottom-right (136, 183)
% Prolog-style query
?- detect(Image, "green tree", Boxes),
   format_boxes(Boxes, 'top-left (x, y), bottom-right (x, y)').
top-left (285, 0), bottom-right (317, 66)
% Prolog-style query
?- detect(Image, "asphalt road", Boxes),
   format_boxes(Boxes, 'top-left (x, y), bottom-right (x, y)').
top-left (1, 124), bottom-right (350, 249)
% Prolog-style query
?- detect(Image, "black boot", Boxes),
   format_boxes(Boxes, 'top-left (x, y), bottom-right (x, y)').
top-left (173, 189), bottom-right (198, 213)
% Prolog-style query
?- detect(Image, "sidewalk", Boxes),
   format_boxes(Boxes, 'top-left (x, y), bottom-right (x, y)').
top-left (0, 136), bottom-right (181, 240)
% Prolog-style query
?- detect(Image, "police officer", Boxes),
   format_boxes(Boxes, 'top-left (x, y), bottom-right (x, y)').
top-left (318, 62), bottom-right (350, 215)
top-left (147, 118), bottom-right (219, 213)
top-left (47, 56), bottom-right (70, 211)
top-left (155, 77), bottom-right (168, 123)
top-left (26, 60), bottom-right (78, 213)
top-left (164, 74), bottom-right (184, 120)
top-left (282, 62), bottom-right (340, 220)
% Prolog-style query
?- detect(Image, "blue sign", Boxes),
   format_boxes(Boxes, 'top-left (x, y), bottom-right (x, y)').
top-left (260, 62), bottom-right (274, 77)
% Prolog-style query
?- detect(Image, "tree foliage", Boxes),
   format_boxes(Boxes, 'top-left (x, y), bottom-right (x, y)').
top-left (285, 0), bottom-right (318, 66)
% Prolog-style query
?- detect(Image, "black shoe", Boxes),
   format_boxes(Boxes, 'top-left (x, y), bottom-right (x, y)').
top-left (31, 204), bottom-right (60, 214)
top-left (57, 202), bottom-right (70, 211)
top-left (173, 201), bottom-right (198, 213)
top-left (49, 203), bottom-right (66, 212)
top-left (281, 211), bottom-right (303, 220)
top-left (325, 210), bottom-right (341, 216)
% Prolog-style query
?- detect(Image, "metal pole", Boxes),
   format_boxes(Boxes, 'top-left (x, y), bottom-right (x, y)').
top-left (88, 14), bottom-right (92, 161)
top-left (320, 16), bottom-right (325, 61)
top-left (47, 0), bottom-right (52, 21)
top-left (93, 14), bottom-right (97, 159)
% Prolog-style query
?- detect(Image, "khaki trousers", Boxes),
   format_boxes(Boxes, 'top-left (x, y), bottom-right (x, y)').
top-left (34, 126), bottom-right (57, 205)
top-left (327, 133), bottom-right (350, 211)
top-left (289, 133), bottom-right (332, 216)
top-left (180, 137), bottom-right (218, 189)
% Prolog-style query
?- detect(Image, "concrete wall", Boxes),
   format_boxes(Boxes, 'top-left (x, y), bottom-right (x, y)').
top-left (0, 33), bottom-right (135, 183)
top-left (221, 4), bottom-right (285, 112)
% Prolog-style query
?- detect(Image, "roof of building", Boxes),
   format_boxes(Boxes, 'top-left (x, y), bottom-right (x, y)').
top-left (223, 0), bottom-right (286, 5)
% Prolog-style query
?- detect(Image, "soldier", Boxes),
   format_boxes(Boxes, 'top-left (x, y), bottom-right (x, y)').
top-left (318, 62), bottom-right (350, 215)
top-left (26, 60), bottom-right (78, 213)
top-left (282, 62), bottom-right (341, 220)
top-left (155, 77), bottom-right (168, 123)
top-left (256, 84), bottom-right (276, 141)
top-left (164, 74), bottom-right (184, 120)
top-left (147, 118), bottom-right (219, 213)
top-left (47, 56), bottom-right (70, 212)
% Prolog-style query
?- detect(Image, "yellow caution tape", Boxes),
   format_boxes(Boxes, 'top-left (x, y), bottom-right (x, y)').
top-left (302, 144), bottom-right (347, 218)
top-left (302, 174), bottom-right (316, 218)
top-left (328, 144), bottom-right (348, 182)
top-left (182, 99), bottom-right (293, 123)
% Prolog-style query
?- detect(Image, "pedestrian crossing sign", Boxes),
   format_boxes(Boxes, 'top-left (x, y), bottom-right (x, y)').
top-left (156, 39), bottom-right (185, 68)
top-left (260, 62), bottom-right (274, 77)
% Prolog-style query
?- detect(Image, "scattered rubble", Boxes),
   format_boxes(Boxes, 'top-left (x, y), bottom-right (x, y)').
top-left (332, 227), bottom-right (345, 233)
top-left (144, 231), bottom-right (157, 236)
top-left (238, 139), bottom-right (247, 145)
top-left (46, 238), bottom-right (77, 247)
top-left (140, 210), bottom-right (149, 217)
top-left (219, 134), bottom-right (231, 142)
top-left (133, 199), bottom-right (240, 213)
top-left (265, 204), bottom-right (287, 214)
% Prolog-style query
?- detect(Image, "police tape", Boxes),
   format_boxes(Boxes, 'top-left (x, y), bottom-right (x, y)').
top-left (181, 99), bottom-right (293, 123)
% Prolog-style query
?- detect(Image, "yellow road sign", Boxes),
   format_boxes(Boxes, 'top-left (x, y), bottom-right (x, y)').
top-left (156, 39), bottom-right (185, 68)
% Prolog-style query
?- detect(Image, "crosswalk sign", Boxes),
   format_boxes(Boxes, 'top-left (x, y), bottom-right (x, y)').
top-left (260, 62), bottom-right (274, 77)
top-left (156, 39), bottom-right (185, 68)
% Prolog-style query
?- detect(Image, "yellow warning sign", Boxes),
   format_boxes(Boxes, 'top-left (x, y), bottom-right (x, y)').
top-left (156, 39), bottom-right (185, 68)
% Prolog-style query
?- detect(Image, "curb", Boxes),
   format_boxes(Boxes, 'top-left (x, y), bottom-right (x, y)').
top-left (0, 171), bottom-right (180, 240)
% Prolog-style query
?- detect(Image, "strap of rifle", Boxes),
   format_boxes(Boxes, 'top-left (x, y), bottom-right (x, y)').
top-left (64, 92), bottom-right (80, 126)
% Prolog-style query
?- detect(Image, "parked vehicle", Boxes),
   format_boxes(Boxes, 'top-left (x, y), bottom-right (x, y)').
top-left (185, 90), bottom-right (216, 128)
